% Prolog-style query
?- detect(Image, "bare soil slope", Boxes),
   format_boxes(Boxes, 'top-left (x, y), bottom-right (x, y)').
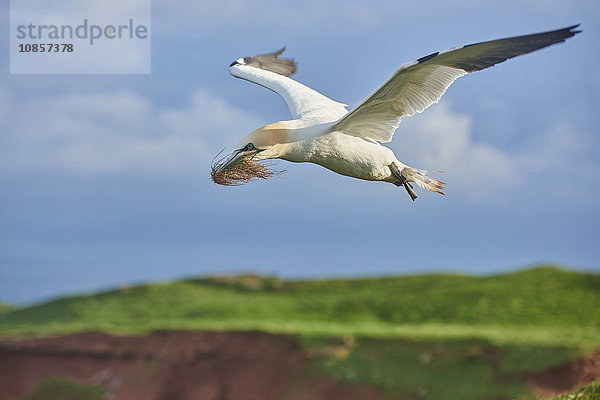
top-left (0, 331), bottom-right (386, 400)
top-left (528, 349), bottom-right (600, 399)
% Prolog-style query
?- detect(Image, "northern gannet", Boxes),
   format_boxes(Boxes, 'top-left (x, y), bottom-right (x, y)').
top-left (211, 25), bottom-right (580, 201)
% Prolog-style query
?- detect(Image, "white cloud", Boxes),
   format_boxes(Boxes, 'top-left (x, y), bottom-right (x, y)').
top-left (392, 103), bottom-right (596, 203)
top-left (517, 121), bottom-right (583, 172)
top-left (0, 88), bottom-right (259, 175)
top-left (397, 103), bottom-right (522, 200)
top-left (0, 87), bottom-right (592, 205)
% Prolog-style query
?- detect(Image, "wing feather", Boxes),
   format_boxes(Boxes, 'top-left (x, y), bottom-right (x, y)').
top-left (230, 48), bottom-right (348, 122)
top-left (242, 47), bottom-right (297, 76)
top-left (331, 25), bottom-right (581, 143)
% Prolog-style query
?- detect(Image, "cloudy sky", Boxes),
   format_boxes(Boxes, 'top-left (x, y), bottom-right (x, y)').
top-left (1, 0), bottom-right (599, 304)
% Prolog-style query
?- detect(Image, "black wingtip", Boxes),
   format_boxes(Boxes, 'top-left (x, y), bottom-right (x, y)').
top-left (570, 26), bottom-right (583, 35)
top-left (521, 24), bottom-right (582, 42)
top-left (553, 24), bottom-right (582, 39)
top-left (564, 24), bottom-right (582, 35)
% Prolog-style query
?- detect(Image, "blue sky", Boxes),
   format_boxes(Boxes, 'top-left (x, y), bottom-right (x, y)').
top-left (1, 0), bottom-right (599, 304)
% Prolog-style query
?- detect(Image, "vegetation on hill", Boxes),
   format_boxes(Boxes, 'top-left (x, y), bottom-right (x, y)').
top-left (24, 376), bottom-right (105, 400)
top-left (304, 336), bottom-right (590, 400)
top-left (1, 266), bottom-right (599, 347)
top-left (1, 265), bottom-right (599, 400)
top-left (549, 379), bottom-right (600, 400)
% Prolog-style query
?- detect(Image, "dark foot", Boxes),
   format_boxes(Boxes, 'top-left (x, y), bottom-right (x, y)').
top-left (390, 164), bottom-right (418, 201)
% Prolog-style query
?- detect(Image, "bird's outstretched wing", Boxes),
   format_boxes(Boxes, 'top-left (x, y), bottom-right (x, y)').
top-left (331, 25), bottom-right (581, 143)
top-left (229, 47), bottom-right (348, 122)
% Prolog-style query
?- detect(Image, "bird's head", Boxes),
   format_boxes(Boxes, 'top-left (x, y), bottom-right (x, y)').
top-left (210, 124), bottom-right (287, 186)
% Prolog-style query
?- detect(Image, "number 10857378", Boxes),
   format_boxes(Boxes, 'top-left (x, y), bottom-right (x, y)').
top-left (18, 43), bottom-right (74, 52)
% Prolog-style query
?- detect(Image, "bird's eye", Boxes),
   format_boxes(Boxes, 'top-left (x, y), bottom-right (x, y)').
top-left (246, 143), bottom-right (255, 151)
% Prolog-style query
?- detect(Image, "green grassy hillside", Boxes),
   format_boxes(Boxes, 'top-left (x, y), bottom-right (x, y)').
top-left (2, 266), bottom-right (599, 400)
top-left (1, 266), bottom-right (599, 347)
top-left (550, 380), bottom-right (600, 400)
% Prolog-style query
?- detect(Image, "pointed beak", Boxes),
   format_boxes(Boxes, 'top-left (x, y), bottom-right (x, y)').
top-left (214, 146), bottom-right (266, 173)
top-left (214, 149), bottom-right (244, 173)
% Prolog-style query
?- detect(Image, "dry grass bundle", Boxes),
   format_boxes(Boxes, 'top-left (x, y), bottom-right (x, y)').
top-left (210, 154), bottom-right (283, 186)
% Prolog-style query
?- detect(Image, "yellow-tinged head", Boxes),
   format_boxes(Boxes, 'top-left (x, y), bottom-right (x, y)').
top-left (210, 123), bottom-right (291, 186)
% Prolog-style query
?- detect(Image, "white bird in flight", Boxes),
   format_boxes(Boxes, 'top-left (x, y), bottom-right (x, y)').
top-left (212, 25), bottom-right (580, 201)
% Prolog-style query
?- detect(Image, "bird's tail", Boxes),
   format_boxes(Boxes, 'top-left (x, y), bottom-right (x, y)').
top-left (390, 164), bottom-right (445, 201)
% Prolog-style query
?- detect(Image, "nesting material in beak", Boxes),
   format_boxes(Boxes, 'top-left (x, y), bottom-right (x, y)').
top-left (210, 154), bottom-right (283, 186)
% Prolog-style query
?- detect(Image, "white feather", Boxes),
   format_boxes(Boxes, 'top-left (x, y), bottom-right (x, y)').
top-left (230, 64), bottom-right (348, 123)
top-left (331, 64), bottom-right (465, 143)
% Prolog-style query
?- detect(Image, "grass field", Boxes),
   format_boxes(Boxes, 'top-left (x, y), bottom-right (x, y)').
top-left (550, 380), bottom-right (600, 400)
top-left (2, 266), bottom-right (599, 345)
top-left (23, 377), bottom-right (105, 400)
top-left (1, 265), bottom-right (599, 399)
